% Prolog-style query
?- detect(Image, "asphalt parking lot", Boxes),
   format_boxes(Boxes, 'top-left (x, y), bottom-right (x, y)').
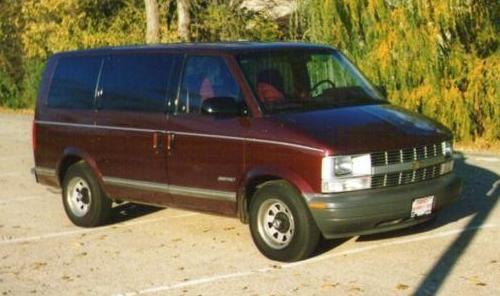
top-left (0, 112), bottom-right (499, 295)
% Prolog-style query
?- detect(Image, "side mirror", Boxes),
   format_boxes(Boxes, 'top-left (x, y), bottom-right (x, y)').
top-left (201, 96), bottom-right (241, 117)
top-left (376, 85), bottom-right (388, 98)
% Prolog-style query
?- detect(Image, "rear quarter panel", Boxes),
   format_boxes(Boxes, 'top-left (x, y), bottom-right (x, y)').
top-left (34, 55), bottom-right (98, 188)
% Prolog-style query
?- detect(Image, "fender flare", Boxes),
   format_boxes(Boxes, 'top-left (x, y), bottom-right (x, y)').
top-left (56, 147), bottom-right (104, 188)
top-left (237, 166), bottom-right (315, 223)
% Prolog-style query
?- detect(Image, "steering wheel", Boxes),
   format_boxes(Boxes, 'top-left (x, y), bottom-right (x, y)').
top-left (311, 79), bottom-right (335, 96)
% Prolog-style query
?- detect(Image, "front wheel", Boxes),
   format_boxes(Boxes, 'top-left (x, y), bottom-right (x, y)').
top-left (249, 181), bottom-right (320, 262)
top-left (62, 162), bottom-right (111, 227)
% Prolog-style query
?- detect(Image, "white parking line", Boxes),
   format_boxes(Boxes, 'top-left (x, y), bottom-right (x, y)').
top-left (0, 195), bottom-right (41, 204)
top-left (0, 212), bottom-right (198, 246)
top-left (113, 223), bottom-right (499, 296)
top-left (470, 156), bottom-right (499, 162)
top-left (487, 180), bottom-right (500, 197)
top-left (0, 172), bottom-right (28, 178)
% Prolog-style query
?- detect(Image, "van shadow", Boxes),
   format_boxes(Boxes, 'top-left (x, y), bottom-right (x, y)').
top-left (313, 152), bottom-right (498, 248)
top-left (314, 152), bottom-right (499, 294)
top-left (108, 202), bottom-right (163, 224)
top-left (355, 152), bottom-right (498, 241)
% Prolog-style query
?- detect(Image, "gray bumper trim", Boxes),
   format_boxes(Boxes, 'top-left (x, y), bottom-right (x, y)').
top-left (306, 173), bottom-right (462, 239)
top-left (33, 167), bottom-right (56, 177)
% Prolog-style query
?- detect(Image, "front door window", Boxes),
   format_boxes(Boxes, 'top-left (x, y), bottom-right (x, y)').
top-left (177, 56), bottom-right (242, 114)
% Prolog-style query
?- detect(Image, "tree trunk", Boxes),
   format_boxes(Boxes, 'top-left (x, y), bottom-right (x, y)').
top-left (177, 0), bottom-right (190, 41)
top-left (144, 0), bottom-right (160, 43)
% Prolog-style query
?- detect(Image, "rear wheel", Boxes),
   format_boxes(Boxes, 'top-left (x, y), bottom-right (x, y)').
top-left (62, 162), bottom-right (111, 227)
top-left (249, 181), bottom-right (320, 262)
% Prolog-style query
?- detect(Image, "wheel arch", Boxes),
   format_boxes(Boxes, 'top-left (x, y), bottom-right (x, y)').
top-left (56, 148), bottom-right (102, 188)
top-left (237, 166), bottom-right (315, 223)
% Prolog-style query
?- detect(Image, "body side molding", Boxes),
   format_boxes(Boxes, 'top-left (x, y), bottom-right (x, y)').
top-left (102, 176), bottom-right (237, 202)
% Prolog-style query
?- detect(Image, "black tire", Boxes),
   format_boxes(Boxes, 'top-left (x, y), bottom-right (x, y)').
top-left (249, 180), bottom-right (320, 262)
top-left (62, 162), bottom-right (111, 227)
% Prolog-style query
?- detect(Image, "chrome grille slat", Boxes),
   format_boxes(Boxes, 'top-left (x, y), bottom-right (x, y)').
top-left (370, 164), bottom-right (443, 189)
top-left (369, 142), bottom-right (448, 189)
top-left (370, 143), bottom-right (445, 167)
top-left (415, 146), bottom-right (425, 160)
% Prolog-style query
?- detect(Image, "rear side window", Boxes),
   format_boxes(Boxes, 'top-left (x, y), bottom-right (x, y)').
top-left (99, 54), bottom-right (174, 112)
top-left (47, 55), bottom-right (102, 109)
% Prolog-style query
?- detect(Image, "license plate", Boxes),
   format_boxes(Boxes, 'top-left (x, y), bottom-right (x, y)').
top-left (411, 196), bottom-right (434, 218)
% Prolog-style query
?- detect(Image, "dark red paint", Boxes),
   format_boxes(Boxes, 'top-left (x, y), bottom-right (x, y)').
top-left (33, 43), bottom-right (451, 219)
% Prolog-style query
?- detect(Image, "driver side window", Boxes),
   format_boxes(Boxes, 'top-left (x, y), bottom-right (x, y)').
top-left (177, 56), bottom-right (241, 114)
top-left (307, 55), bottom-right (357, 95)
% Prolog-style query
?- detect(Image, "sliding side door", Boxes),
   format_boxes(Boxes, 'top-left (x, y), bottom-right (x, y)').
top-left (94, 52), bottom-right (181, 205)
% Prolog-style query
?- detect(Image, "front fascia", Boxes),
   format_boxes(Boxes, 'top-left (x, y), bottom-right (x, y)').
top-left (305, 173), bottom-right (462, 238)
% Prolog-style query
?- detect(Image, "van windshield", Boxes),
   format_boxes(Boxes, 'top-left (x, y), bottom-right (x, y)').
top-left (237, 50), bottom-right (386, 114)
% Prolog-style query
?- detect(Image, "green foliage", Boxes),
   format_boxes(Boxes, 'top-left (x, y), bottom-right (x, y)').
top-left (0, 70), bottom-right (20, 108)
top-left (18, 60), bottom-right (46, 109)
top-left (0, 0), bottom-right (280, 110)
top-left (0, 0), bottom-right (23, 106)
top-left (1, 0), bottom-right (149, 108)
top-left (290, 0), bottom-right (499, 143)
top-left (0, 1), bottom-right (24, 78)
top-left (191, 0), bottom-right (280, 41)
top-left (21, 0), bottom-right (146, 59)
top-left (0, 0), bottom-right (497, 144)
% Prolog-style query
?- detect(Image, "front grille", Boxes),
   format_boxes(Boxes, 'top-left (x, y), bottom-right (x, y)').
top-left (371, 143), bottom-right (444, 167)
top-left (370, 164), bottom-right (442, 189)
top-left (370, 142), bottom-right (447, 189)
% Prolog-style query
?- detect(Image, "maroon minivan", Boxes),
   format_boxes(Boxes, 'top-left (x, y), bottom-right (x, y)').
top-left (33, 42), bottom-right (461, 261)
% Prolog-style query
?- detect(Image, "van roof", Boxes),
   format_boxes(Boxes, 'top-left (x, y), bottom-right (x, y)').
top-left (53, 42), bottom-right (334, 56)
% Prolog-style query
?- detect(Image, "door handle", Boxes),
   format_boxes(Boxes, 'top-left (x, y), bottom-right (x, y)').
top-left (167, 133), bottom-right (175, 152)
top-left (152, 131), bottom-right (162, 153)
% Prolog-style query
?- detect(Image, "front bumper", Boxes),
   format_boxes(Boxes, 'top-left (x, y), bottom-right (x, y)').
top-left (306, 173), bottom-right (462, 239)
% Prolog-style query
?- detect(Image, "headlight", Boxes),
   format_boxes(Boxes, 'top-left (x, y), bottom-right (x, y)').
top-left (442, 141), bottom-right (453, 158)
top-left (334, 156), bottom-right (352, 176)
top-left (322, 154), bottom-right (371, 193)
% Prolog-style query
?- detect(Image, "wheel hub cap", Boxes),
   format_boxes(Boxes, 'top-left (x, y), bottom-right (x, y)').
top-left (272, 213), bottom-right (290, 232)
top-left (257, 199), bottom-right (295, 250)
top-left (67, 177), bottom-right (92, 217)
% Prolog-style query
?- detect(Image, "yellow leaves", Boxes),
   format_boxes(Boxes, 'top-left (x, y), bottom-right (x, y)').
top-left (194, 1), bottom-right (280, 42)
top-left (464, 55), bottom-right (500, 140)
top-left (373, 31), bottom-right (395, 63)
top-left (21, 0), bottom-right (148, 59)
top-left (22, 0), bottom-right (80, 58)
top-left (295, 0), bottom-right (498, 143)
top-left (2, 0), bottom-right (499, 143)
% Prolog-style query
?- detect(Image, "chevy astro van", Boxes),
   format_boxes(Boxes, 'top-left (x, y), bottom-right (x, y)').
top-left (32, 42), bottom-right (461, 261)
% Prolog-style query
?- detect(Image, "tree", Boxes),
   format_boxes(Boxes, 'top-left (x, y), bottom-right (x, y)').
top-left (144, 0), bottom-right (160, 43)
top-left (177, 0), bottom-right (190, 41)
